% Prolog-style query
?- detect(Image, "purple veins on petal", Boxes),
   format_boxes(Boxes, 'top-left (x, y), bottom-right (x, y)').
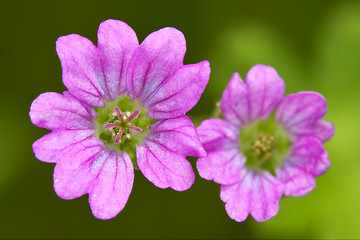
top-left (30, 92), bottom-right (95, 130)
top-left (145, 61), bottom-right (211, 119)
top-left (97, 20), bottom-right (139, 99)
top-left (56, 34), bottom-right (106, 107)
top-left (89, 151), bottom-right (134, 220)
top-left (126, 27), bottom-right (186, 101)
top-left (220, 169), bottom-right (284, 222)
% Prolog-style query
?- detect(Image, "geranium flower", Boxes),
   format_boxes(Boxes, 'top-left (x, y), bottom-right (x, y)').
top-left (197, 64), bottom-right (334, 222)
top-left (29, 20), bottom-right (210, 219)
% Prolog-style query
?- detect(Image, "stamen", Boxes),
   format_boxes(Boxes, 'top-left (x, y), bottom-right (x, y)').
top-left (126, 133), bottom-right (131, 139)
top-left (103, 123), bottom-right (118, 129)
top-left (114, 107), bottom-right (123, 121)
top-left (129, 126), bottom-right (142, 132)
top-left (114, 129), bottom-right (123, 144)
top-left (128, 109), bottom-right (140, 122)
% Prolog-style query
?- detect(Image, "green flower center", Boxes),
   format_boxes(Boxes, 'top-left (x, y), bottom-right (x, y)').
top-left (93, 95), bottom-right (157, 166)
top-left (239, 115), bottom-right (292, 175)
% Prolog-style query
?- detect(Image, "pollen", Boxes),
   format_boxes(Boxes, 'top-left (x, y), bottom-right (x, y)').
top-left (251, 133), bottom-right (274, 160)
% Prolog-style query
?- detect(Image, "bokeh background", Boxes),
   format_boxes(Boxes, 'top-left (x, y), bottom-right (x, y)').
top-left (1, 0), bottom-right (359, 238)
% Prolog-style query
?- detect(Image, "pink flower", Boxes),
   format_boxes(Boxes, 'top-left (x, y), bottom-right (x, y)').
top-left (197, 64), bottom-right (334, 222)
top-left (29, 20), bottom-right (210, 219)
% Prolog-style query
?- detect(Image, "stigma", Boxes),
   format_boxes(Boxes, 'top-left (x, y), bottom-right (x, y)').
top-left (103, 107), bottom-right (142, 144)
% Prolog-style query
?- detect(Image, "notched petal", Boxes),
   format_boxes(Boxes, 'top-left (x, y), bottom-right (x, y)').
top-left (137, 140), bottom-right (195, 191)
top-left (30, 92), bottom-right (95, 130)
top-left (221, 170), bottom-right (284, 222)
top-left (56, 34), bottom-right (106, 107)
top-left (126, 27), bottom-right (186, 101)
top-left (146, 61), bottom-right (210, 119)
top-left (89, 151), bottom-right (134, 220)
top-left (148, 115), bottom-right (206, 157)
top-left (97, 19), bottom-right (139, 99)
top-left (32, 129), bottom-right (95, 163)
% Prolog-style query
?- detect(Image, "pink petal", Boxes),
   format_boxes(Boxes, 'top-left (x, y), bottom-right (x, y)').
top-left (56, 34), bottom-right (106, 107)
top-left (312, 119), bottom-right (334, 142)
top-left (97, 20), bottom-right (139, 100)
top-left (30, 92), bottom-right (96, 130)
top-left (276, 136), bottom-right (330, 196)
top-left (147, 115), bottom-right (206, 157)
top-left (126, 27), bottom-right (186, 101)
top-left (89, 151), bottom-right (134, 220)
top-left (246, 65), bottom-right (285, 121)
top-left (32, 129), bottom-right (95, 163)
top-left (196, 118), bottom-right (239, 150)
top-left (137, 140), bottom-right (195, 191)
top-left (291, 136), bottom-right (330, 176)
top-left (221, 65), bottom-right (285, 126)
top-left (197, 149), bottom-right (245, 185)
top-left (145, 61), bottom-right (210, 119)
top-left (276, 162), bottom-right (316, 197)
top-left (221, 169), bottom-right (284, 222)
top-left (53, 138), bottom-right (107, 200)
top-left (275, 92), bottom-right (328, 138)
top-left (220, 72), bottom-right (249, 127)
top-left (196, 118), bottom-right (243, 185)
top-left (293, 118), bottom-right (334, 142)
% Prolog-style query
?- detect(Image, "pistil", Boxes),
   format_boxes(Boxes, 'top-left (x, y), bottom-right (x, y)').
top-left (103, 106), bottom-right (142, 144)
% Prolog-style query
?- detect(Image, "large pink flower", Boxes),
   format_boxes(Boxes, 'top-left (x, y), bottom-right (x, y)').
top-left (30, 20), bottom-right (210, 219)
top-left (197, 64), bottom-right (334, 222)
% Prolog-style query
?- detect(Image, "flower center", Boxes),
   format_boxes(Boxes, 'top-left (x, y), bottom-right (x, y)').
top-left (239, 115), bottom-right (292, 175)
top-left (103, 107), bottom-right (143, 144)
top-left (93, 95), bottom-right (157, 166)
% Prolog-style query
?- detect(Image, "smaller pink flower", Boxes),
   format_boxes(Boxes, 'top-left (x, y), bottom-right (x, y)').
top-left (197, 65), bottom-right (334, 222)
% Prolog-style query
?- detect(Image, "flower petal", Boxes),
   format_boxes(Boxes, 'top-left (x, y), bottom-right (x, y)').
top-left (221, 169), bottom-right (284, 222)
top-left (196, 118), bottom-right (243, 185)
top-left (126, 27), bottom-right (186, 101)
top-left (291, 136), bottom-right (330, 176)
top-left (312, 119), bottom-right (334, 142)
top-left (145, 61), bottom-right (210, 119)
top-left (30, 92), bottom-right (96, 130)
top-left (275, 91), bottom-right (328, 138)
top-left (276, 162), bottom-right (316, 197)
top-left (56, 34), bottom-right (106, 107)
top-left (246, 64), bottom-right (285, 121)
top-left (53, 137), bottom-right (106, 200)
top-left (89, 151), bottom-right (134, 220)
top-left (97, 20), bottom-right (139, 100)
top-left (221, 65), bottom-right (284, 126)
top-left (197, 149), bottom-right (245, 185)
top-left (32, 129), bottom-right (95, 163)
top-left (276, 136), bottom-right (330, 196)
top-left (220, 72), bottom-right (249, 127)
top-left (137, 140), bottom-right (195, 191)
top-left (147, 115), bottom-right (206, 157)
top-left (197, 118), bottom-right (239, 150)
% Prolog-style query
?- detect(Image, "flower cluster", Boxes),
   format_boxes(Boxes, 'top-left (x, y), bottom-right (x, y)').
top-left (30, 20), bottom-right (333, 221)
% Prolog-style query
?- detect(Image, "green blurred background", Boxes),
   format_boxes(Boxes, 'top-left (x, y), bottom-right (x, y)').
top-left (1, 0), bottom-right (359, 238)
